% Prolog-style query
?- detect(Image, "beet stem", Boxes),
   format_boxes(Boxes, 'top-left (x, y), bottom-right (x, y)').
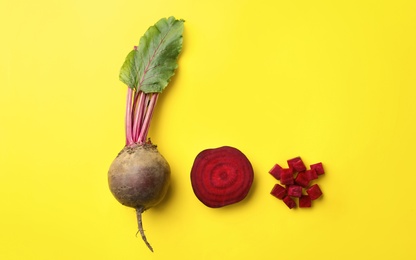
top-left (138, 93), bottom-right (158, 144)
top-left (132, 91), bottom-right (146, 143)
top-left (125, 87), bottom-right (134, 145)
top-left (135, 207), bottom-right (154, 252)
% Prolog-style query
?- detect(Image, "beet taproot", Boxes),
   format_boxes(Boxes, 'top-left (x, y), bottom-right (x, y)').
top-left (190, 146), bottom-right (254, 208)
top-left (108, 143), bottom-right (171, 252)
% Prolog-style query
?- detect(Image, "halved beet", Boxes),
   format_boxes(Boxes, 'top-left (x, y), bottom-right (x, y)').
top-left (190, 146), bottom-right (254, 208)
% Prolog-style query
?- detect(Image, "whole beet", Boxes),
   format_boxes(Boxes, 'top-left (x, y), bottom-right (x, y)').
top-left (108, 143), bottom-right (170, 251)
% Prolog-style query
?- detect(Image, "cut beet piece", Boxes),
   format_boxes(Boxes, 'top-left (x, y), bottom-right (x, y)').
top-left (283, 196), bottom-right (297, 209)
top-left (269, 164), bottom-right (282, 180)
top-left (287, 157), bottom-right (306, 172)
top-left (311, 162), bottom-right (325, 175)
top-left (294, 171), bottom-right (310, 187)
top-left (280, 168), bottom-right (294, 185)
top-left (270, 184), bottom-right (286, 199)
top-left (299, 195), bottom-right (312, 207)
top-left (190, 146), bottom-right (254, 208)
top-left (306, 184), bottom-right (323, 200)
top-left (287, 185), bottom-right (302, 197)
top-left (305, 169), bottom-right (318, 181)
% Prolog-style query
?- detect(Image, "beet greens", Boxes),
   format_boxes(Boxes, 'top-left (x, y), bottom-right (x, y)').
top-left (120, 17), bottom-right (184, 145)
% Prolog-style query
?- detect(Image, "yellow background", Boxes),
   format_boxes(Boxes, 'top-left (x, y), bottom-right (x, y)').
top-left (1, 0), bottom-right (415, 259)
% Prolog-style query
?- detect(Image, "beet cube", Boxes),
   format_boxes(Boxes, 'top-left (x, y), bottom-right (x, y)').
top-left (270, 184), bottom-right (286, 199)
top-left (283, 196), bottom-right (296, 209)
top-left (294, 172), bottom-right (310, 187)
top-left (305, 169), bottom-right (318, 181)
top-left (287, 157), bottom-right (306, 172)
top-left (311, 162), bottom-right (325, 175)
top-left (280, 168), bottom-right (294, 185)
top-left (299, 195), bottom-right (312, 207)
top-left (287, 185), bottom-right (302, 197)
top-left (307, 184), bottom-right (323, 200)
top-left (269, 164), bottom-right (282, 180)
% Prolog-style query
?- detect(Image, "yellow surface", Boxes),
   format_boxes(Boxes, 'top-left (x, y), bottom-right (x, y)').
top-left (1, 0), bottom-right (416, 259)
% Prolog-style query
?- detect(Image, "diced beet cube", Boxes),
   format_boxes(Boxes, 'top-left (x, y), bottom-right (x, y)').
top-left (270, 184), bottom-right (286, 199)
top-left (294, 172), bottom-right (310, 187)
top-left (287, 185), bottom-right (302, 197)
top-left (305, 169), bottom-right (318, 181)
top-left (311, 162), bottom-right (325, 175)
top-left (287, 157), bottom-right (306, 172)
top-left (280, 168), bottom-right (294, 185)
top-left (299, 195), bottom-right (312, 207)
top-left (307, 184), bottom-right (323, 200)
top-left (283, 196), bottom-right (296, 209)
top-left (269, 164), bottom-right (283, 180)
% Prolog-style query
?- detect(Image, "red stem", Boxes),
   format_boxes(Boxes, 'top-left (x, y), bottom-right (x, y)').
top-left (138, 93), bottom-right (159, 144)
top-left (125, 87), bottom-right (134, 145)
top-left (132, 91), bottom-right (146, 143)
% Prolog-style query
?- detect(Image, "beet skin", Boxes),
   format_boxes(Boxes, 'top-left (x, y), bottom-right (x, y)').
top-left (108, 143), bottom-right (171, 210)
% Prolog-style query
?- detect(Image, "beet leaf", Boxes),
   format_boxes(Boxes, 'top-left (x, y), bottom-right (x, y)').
top-left (118, 17), bottom-right (184, 146)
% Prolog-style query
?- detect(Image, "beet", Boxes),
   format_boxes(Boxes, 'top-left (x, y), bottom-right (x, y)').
top-left (270, 184), bottom-right (287, 199)
top-left (280, 168), bottom-right (294, 185)
top-left (108, 17), bottom-right (184, 252)
top-left (299, 195), bottom-right (312, 207)
top-left (190, 146), bottom-right (254, 208)
top-left (269, 164), bottom-right (283, 180)
top-left (287, 157), bottom-right (306, 172)
top-left (294, 172), bottom-right (310, 187)
top-left (283, 196), bottom-right (297, 209)
top-left (269, 157), bottom-right (325, 209)
top-left (108, 143), bottom-right (170, 252)
top-left (305, 169), bottom-right (318, 181)
top-left (311, 162), bottom-right (325, 175)
top-left (306, 184), bottom-right (323, 200)
top-left (287, 185), bottom-right (302, 197)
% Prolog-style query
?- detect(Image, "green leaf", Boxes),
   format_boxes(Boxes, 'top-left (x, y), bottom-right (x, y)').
top-left (119, 49), bottom-right (139, 88)
top-left (119, 16), bottom-right (184, 93)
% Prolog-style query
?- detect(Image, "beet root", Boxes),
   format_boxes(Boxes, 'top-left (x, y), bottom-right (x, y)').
top-left (108, 143), bottom-right (170, 251)
top-left (190, 146), bottom-right (254, 208)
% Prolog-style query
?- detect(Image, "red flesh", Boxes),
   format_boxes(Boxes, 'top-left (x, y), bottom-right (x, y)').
top-left (270, 184), bottom-right (286, 199)
top-left (311, 162), bottom-right (325, 175)
top-left (269, 158), bottom-right (325, 209)
top-left (299, 195), bottom-right (312, 207)
top-left (307, 184), bottom-right (323, 200)
top-left (283, 196), bottom-right (297, 209)
top-left (287, 157), bottom-right (307, 172)
top-left (190, 146), bottom-right (254, 208)
top-left (280, 168), bottom-right (294, 185)
top-left (295, 172), bottom-right (310, 187)
top-left (269, 164), bottom-right (282, 180)
top-left (305, 169), bottom-right (318, 181)
top-left (287, 185), bottom-right (302, 197)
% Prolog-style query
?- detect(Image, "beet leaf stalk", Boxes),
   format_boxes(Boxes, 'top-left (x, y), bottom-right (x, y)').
top-left (109, 16), bottom-right (184, 252)
top-left (120, 16), bottom-right (184, 146)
